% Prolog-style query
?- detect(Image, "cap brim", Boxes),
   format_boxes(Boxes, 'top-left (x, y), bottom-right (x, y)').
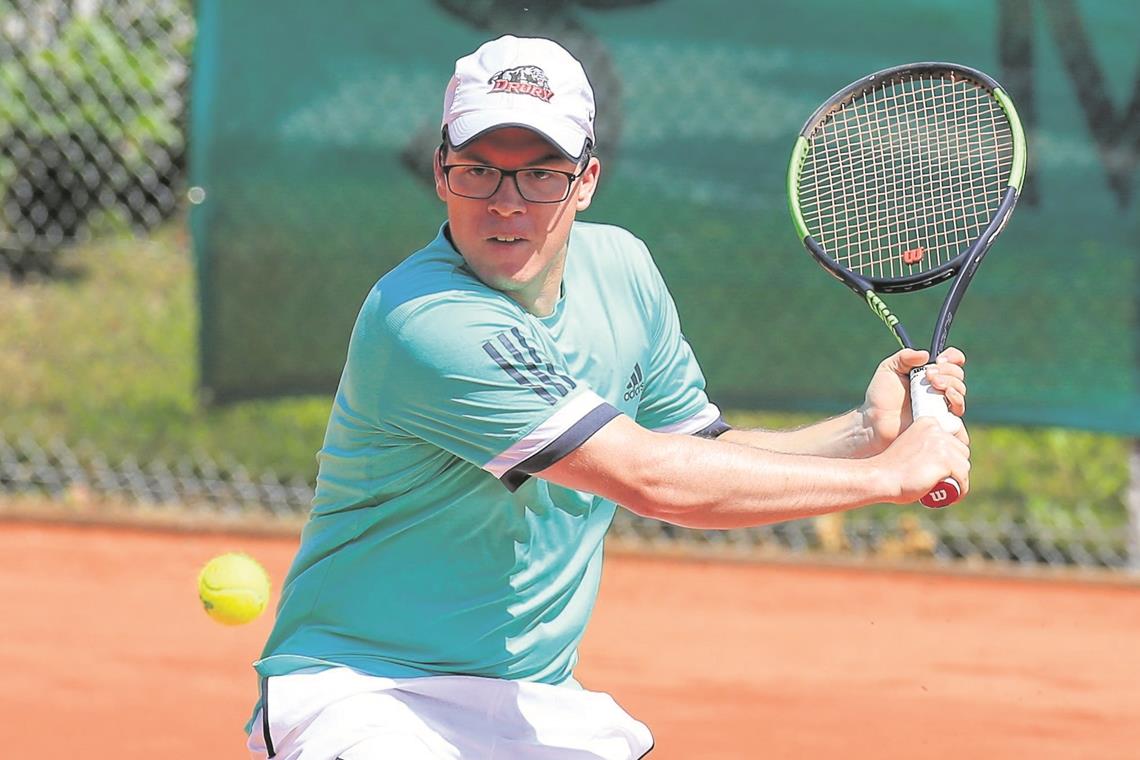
top-left (447, 111), bottom-right (589, 161)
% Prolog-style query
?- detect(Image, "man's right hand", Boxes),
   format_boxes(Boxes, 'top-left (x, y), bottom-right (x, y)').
top-left (874, 416), bottom-right (971, 504)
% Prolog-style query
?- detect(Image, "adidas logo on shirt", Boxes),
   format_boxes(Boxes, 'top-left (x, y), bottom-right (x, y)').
top-left (623, 363), bottom-right (645, 401)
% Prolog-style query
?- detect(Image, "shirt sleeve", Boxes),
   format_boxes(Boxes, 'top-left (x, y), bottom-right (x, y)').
top-left (360, 297), bottom-right (620, 491)
top-left (632, 247), bottom-right (731, 439)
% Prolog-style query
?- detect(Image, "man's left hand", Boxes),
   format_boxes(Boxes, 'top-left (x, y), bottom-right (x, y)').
top-left (859, 347), bottom-right (968, 455)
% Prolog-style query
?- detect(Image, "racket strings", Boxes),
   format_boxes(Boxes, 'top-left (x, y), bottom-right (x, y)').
top-left (798, 73), bottom-right (1014, 280)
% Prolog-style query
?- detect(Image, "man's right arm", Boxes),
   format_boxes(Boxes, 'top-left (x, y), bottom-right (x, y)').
top-left (537, 414), bottom-right (970, 530)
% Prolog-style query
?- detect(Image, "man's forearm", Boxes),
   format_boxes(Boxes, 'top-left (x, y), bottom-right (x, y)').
top-left (717, 408), bottom-right (876, 459)
top-left (616, 430), bottom-right (895, 529)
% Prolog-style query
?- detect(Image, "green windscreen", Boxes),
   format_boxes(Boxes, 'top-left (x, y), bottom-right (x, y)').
top-left (189, 0), bottom-right (1139, 434)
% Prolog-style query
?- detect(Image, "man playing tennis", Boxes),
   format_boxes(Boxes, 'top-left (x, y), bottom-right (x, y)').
top-left (247, 35), bottom-right (970, 760)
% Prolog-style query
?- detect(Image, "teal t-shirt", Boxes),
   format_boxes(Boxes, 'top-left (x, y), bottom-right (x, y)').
top-left (252, 221), bottom-right (726, 698)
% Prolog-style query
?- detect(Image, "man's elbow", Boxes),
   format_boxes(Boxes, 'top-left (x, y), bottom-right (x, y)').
top-left (608, 433), bottom-right (696, 522)
top-left (538, 420), bottom-right (702, 521)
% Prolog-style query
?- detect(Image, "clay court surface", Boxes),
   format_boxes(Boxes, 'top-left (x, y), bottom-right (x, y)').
top-left (2, 521), bottom-right (1138, 759)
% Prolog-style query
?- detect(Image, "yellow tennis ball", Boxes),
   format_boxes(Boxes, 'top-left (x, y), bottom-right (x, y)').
top-left (197, 552), bottom-right (271, 625)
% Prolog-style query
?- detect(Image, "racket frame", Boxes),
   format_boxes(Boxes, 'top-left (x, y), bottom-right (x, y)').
top-left (786, 61), bottom-right (1027, 356)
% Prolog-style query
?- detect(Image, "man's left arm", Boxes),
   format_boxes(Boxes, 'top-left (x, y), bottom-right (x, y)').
top-left (720, 347), bottom-right (969, 458)
top-left (716, 409), bottom-right (873, 458)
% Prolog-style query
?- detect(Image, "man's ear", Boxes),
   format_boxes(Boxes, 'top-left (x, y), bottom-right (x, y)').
top-left (574, 157), bottom-right (601, 212)
top-left (433, 146), bottom-right (448, 203)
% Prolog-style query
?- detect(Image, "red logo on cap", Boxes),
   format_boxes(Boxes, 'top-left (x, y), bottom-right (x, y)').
top-left (488, 66), bottom-right (554, 102)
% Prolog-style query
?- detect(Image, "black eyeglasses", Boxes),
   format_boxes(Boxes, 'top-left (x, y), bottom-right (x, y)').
top-left (439, 158), bottom-right (588, 204)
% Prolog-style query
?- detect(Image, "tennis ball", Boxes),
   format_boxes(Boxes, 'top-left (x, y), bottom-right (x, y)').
top-left (197, 552), bottom-right (271, 625)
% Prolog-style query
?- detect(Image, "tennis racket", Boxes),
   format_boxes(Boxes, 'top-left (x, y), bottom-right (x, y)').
top-left (786, 62), bottom-right (1026, 508)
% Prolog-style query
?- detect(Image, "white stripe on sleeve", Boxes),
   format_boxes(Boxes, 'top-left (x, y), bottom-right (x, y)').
top-left (482, 390), bottom-right (612, 478)
top-left (650, 403), bottom-right (723, 435)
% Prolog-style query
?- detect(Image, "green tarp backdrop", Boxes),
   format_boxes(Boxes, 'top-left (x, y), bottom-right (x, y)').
top-left (189, 0), bottom-right (1139, 434)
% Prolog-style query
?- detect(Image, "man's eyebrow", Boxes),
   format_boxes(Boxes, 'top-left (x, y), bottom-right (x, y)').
top-left (458, 151), bottom-right (569, 167)
top-left (527, 152), bottom-right (568, 166)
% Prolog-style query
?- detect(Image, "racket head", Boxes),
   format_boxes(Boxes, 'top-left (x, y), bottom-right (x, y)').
top-left (787, 62), bottom-right (1026, 295)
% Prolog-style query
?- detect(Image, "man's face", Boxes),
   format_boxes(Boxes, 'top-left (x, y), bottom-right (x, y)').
top-left (434, 127), bottom-right (600, 304)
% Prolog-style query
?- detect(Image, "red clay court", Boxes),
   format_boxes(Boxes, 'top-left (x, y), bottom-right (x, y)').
top-left (2, 521), bottom-right (1138, 759)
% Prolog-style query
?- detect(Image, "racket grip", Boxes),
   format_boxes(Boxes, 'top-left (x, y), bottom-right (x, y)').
top-left (909, 365), bottom-right (962, 509)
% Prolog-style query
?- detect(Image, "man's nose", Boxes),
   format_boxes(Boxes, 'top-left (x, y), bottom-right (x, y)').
top-left (488, 174), bottom-right (527, 215)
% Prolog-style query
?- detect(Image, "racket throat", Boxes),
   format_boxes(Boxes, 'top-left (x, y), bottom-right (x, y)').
top-left (864, 290), bottom-right (912, 348)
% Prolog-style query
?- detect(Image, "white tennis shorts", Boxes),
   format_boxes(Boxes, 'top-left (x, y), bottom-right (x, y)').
top-left (247, 666), bottom-right (654, 760)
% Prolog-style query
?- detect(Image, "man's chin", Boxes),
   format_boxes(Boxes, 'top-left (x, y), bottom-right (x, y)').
top-left (469, 260), bottom-right (537, 291)
top-left (483, 273), bottom-right (530, 294)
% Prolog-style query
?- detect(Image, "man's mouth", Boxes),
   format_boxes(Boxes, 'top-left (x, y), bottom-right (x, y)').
top-left (489, 235), bottom-right (526, 243)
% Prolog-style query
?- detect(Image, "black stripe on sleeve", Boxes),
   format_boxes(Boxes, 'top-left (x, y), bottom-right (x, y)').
top-left (483, 340), bottom-right (559, 405)
top-left (511, 327), bottom-right (577, 392)
top-left (497, 332), bottom-right (572, 398)
top-left (500, 402), bottom-right (622, 492)
top-left (693, 414), bottom-right (732, 439)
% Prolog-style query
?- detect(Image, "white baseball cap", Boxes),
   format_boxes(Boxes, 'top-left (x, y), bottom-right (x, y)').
top-left (442, 35), bottom-right (596, 161)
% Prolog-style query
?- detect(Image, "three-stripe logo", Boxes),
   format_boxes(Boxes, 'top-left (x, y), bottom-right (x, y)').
top-left (482, 327), bottom-right (577, 405)
top-left (623, 363), bottom-right (645, 401)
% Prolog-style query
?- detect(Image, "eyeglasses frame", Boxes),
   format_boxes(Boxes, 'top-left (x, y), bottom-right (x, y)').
top-left (437, 146), bottom-right (592, 204)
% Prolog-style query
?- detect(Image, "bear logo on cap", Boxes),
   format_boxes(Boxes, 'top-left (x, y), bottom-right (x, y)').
top-left (487, 66), bottom-right (554, 102)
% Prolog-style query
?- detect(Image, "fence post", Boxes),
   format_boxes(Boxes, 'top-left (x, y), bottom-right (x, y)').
top-left (1129, 439), bottom-right (1140, 573)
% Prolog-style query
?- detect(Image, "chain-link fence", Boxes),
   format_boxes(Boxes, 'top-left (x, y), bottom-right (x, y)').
top-left (2, 432), bottom-right (1134, 571)
top-left (1, 1), bottom-right (1137, 575)
top-left (0, 0), bottom-right (190, 277)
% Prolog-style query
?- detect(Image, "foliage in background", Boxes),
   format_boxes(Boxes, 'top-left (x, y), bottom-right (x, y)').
top-left (0, 221), bottom-right (330, 479)
top-left (0, 1), bottom-right (191, 262)
top-left (0, 13), bottom-right (184, 148)
top-left (0, 223), bottom-right (1130, 530)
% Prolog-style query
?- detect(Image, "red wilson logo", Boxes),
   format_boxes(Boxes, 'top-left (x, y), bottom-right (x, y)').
top-left (902, 246), bottom-right (925, 265)
top-left (488, 66), bottom-right (554, 102)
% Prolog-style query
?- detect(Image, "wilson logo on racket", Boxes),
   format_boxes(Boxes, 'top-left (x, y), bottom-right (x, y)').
top-left (487, 66), bottom-right (554, 102)
top-left (902, 246), bottom-right (925, 265)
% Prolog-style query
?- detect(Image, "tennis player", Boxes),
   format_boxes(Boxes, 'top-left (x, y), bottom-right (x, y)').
top-left (246, 35), bottom-right (970, 760)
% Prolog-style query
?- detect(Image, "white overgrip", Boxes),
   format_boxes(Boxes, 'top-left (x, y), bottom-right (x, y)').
top-left (909, 365), bottom-right (961, 508)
